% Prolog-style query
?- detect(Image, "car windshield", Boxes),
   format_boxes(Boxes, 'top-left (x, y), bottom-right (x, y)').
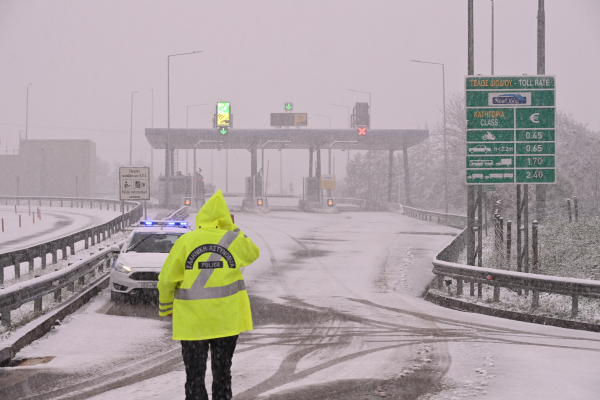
top-left (125, 232), bottom-right (184, 253)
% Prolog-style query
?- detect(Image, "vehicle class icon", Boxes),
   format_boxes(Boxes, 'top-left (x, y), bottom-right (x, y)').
top-left (468, 144), bottom-right (492, 154)
top-left (482, 132), bottom-right (496, 140)
top-left (530, 113), bottom-right (540, 123)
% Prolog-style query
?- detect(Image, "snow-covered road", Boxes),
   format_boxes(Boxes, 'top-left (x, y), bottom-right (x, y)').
top-left (1, 211), bottom-right (600, 399)
top-left (0, 205), bottom-right (122, 254)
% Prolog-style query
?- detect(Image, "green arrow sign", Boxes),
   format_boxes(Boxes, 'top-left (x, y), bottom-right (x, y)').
top-left (219, 127), bottom-right (228, 135)
top-left (285, 102), bottom-right (293, 111)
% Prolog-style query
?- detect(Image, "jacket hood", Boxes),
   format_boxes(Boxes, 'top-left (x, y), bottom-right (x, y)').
top-left (195, 190), bottom-right (238, 231)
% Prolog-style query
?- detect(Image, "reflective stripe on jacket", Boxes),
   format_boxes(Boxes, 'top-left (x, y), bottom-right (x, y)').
top-left (158, 190), bottom-right (260, 340)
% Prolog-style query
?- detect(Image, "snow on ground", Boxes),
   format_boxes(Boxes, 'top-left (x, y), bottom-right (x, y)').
top-left (0, 204), bottom-right (123, 282)
top-left (5, 211), bottom-right (600, 400)
top-left (0, 204), bottom-right (122, 253)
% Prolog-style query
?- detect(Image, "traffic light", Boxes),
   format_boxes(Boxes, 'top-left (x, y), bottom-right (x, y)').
top-left (285, 102), bottom-right (293, 111)
top-left (358, 127), bottom-right (367, 136)
top-left (257, 198), bottom-right (263, 207)
top-left (218, 127), bottom-right (229, 135)
top-left (184, 198), bottom-right (192, 206)
top-left (327, 199), bottom-right (334, 207)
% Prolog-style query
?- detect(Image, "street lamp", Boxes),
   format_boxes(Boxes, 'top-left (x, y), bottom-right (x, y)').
top-left (346, 89), bottom-right (371, 127)
top-left (410, 59), bottom-right (448, 213)
top-left (25, 83), bottom-right (33, 140)
top-left (329, 103), bottom-right (350, 128)
top-left (129, 91), bottom-right (137, 166)
top-left (187, 104), bottom-right (208, 176)
top-left (165, 50), bottom-right (202, 206)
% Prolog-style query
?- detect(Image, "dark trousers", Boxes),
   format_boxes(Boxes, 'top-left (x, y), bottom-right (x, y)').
top-left (181, 335), bottom-right (239, 400)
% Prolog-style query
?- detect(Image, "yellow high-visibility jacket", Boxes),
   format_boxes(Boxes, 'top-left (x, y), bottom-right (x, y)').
top-left (158, 190), bottom-right (260, 340)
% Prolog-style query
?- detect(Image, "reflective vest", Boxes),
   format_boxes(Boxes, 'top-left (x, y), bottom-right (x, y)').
top-left (158, 190), bottom-right (260, 340)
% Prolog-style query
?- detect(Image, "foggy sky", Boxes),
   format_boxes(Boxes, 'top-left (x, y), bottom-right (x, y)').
top-left (1, 1), bottom-right (599, 193)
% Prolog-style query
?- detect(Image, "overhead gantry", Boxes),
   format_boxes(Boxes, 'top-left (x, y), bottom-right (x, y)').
top-left (145, 128), bottom-right (429, 208)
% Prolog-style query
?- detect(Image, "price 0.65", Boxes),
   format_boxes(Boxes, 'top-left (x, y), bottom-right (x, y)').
top-left (516, 142), bottom-right (555, 155)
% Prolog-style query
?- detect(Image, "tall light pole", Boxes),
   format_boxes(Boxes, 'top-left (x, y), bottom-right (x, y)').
top-left (151, 89), bottom-right (154, 179)
top-left (411, 59), bottom-right (448, 213)
top-left (329, 103), bottom-right (350, 128)
top-left (346, 89), bottom-right (371, 127)
top-left (187, 104), bottom-right (208, 176)
top-left (25, 83), bottom-right (33, 140)
top-left (491, 0), bottom-right (495, 75)
top-left (165, 50), bottom-right (202, 206)
top-left (129, 91), bottom-right (138, 166)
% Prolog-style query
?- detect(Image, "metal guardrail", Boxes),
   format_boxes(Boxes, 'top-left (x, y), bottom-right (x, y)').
top-left (163, 206), bottom-right (189, 221)
top-left (403, 205), bottom-right (467, 228)
top-left (431, 227), bottom-right (600, 319)
top-left (0, 244), bottom-right (121, 327)
top-left (336, 198), bottom-right (367, 208)
top-left (0, 196), bottom-right (142, 284)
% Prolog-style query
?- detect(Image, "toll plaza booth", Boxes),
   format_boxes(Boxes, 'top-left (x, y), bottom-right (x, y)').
top-left (145, 127), bottom-right (428, 212)
top-left (158, 172), bottom-right (205, 209)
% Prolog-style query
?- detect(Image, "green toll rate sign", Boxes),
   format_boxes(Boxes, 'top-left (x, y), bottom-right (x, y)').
top-left (465, 75), bottom-right (556, 185)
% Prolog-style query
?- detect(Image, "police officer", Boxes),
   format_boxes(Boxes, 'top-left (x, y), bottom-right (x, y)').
top-left (158, 190), bottom-right (260, 400)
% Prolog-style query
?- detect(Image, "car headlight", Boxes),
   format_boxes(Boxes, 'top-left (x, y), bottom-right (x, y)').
top-left (114, 262), bottom-right (132, 274)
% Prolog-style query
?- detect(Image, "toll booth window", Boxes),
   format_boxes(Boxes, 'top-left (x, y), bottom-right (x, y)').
top-left (125, 233), bottom-right (183, 253)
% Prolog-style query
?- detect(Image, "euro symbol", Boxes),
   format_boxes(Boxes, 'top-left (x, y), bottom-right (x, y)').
top-left (530, 113), bottom-right (540, 123)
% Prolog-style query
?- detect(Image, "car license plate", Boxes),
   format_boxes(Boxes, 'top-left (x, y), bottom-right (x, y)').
top-left (140, 282), bottom-right (158, 289)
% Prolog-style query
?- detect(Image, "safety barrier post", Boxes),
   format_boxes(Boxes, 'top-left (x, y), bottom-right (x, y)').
top-left (437, 274), bottom-right (443, 290)
top-left (574, 196), bottom-right (578, 222)
top-left (572, 295), bottom-right (579, 318)
top-left (34, 297), bottom-right (42, 312)
top-left (532, 220), bottom-right (540, 308)
top-left (506, 221), bottom-right (512, 270)
top-left (13, 257), bottom-right (20, 279)
top-left (567, 199), bottom-right (572, 222)
top-left (54, 287), bottom-right (61, 302)
top-left (29, 257), bottom-right (35, 273)
top-left (1, 310), bottom-right (11, 327)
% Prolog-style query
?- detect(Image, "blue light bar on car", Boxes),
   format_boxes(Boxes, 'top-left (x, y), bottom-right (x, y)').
top-left (140, 220), bottom-right (190, 228)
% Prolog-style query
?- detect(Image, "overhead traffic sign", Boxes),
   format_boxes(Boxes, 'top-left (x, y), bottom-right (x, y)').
top-left (465, 75), bottom-right (555, 185)
top-left (216, 102), bottom-right (230, 126)
top-left (119, 167), bottom-right (150, 200)
top-left (270, 113), bottom-right (308, 127)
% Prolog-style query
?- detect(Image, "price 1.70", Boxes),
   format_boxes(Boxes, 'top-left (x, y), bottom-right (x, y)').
top-left (516, 155), bottom-right (555, 168)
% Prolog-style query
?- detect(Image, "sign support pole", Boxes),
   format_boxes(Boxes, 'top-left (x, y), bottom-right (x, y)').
top-left (536, 0), bottom-right (547, 222)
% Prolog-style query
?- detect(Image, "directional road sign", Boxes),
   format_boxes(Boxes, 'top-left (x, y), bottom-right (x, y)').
top-left (465, 75), bottom-right (555, 184)
top-left (119, 167), bottom-right (150, 200)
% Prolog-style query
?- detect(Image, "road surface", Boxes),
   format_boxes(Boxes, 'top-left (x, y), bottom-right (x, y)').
top-left (1, 211), bottom-right (599, 399)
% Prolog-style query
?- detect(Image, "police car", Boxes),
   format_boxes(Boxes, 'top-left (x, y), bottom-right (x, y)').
top-left (110, 220), bottom-right (191, 301)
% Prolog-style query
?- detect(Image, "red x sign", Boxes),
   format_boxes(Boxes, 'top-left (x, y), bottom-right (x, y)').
top-left (358, 127), bottom-right (367, 136)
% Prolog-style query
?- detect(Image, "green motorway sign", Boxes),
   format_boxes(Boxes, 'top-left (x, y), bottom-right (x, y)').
top-left (465, 75), bottom-right (555, 185)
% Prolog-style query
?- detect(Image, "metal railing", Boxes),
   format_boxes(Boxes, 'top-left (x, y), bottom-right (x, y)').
top-left (163, 206), bottom-right (189, 221)
top-left (403, 205), bottom-right (467, 228)
top-left (431, 228), bottom-right (600, 319)
top-left (336, 198), bottom-right (367, 208)
top-left (0, 243), bottom-right (121, 327)
top-left (0, 196), bottom-right (142, 284)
